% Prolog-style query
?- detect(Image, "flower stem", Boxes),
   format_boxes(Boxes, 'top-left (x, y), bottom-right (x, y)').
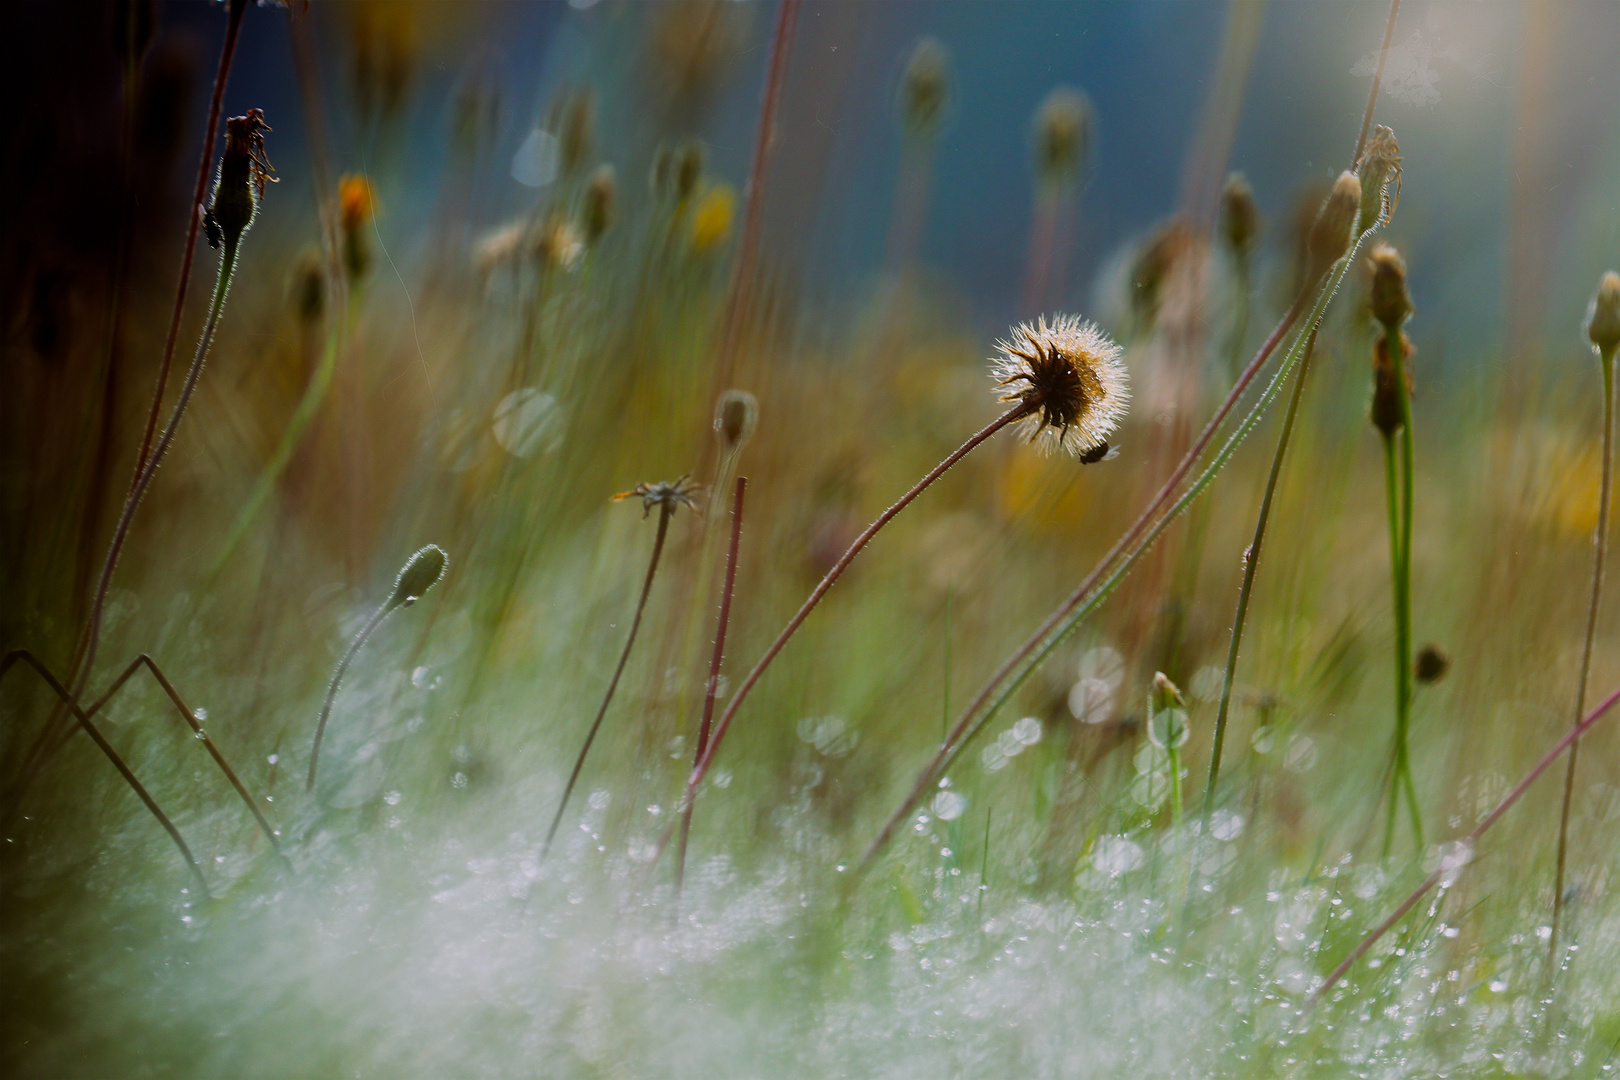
top-left (1381, 319), bottom-right (1422, 855)
top-left (860, 248), bottom-right (1361, 874)
top-left (1202, 328), bottom-right (1319, 831)
top-left (542, 502), bottom-right (674, 856)
top-left (677, 476), bottom-right (748, 894)
top-left (1551, 343), bottom-right (1616, 963)
top-left (307, 600), bottom-right (396, 793)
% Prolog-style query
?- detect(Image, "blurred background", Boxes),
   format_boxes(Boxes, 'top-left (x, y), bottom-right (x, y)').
top-left (2, 2), bottom-right (1620, 1076)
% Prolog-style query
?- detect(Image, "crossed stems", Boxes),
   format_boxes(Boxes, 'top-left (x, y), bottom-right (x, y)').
top-left (2, 648), bottom-right (289, 891)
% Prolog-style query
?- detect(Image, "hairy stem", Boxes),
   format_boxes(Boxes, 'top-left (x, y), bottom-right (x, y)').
top-left (307, 601), bottom-right (396, 793)
top-left (1551, 343), bottom-right (1616, 962)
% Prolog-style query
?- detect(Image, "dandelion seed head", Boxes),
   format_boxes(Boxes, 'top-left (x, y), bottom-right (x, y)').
top-left (992, 315), bottom-right (1128, 457)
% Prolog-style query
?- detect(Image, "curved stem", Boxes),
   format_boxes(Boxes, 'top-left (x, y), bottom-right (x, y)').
top-left (307, 601), bottom-right (396, 793)
top-left (1310, 680), bottom-right (1620, 1007)
top-left (1, 651), bottom-right (208, 895)
top-left (1551, 344), bottom-right (1615, 962)
top-left (542, 503), bottom-right (673, 856)
top-left (665, 405), bottom-right (1030, 854)
top-left (1202, 329), bottom-right (1319, 830)
top-left (860, 250), bottom-right (1360, 873)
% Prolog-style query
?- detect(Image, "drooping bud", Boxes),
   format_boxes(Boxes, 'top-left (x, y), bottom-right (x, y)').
top-left (1370, 330), bottom-right (1415, 437)
top-left (203, 109), bottom-right (274, 251)
top-left (899, 37), bottom-right (951, 140)
top-left (1367, 244), bottom-right (1412, 329)
top-left (1031, 87), bottom-right (1091, 190)
top-left (714, 389), bottom-right (758, 453)
top-left (1587, 270), bottom-right (1620, 357)
top-left (583, 165), bottom-right (616, 246)
top-left (1304, 170), bottom-right (1361, 283)
top-left (388, 545), bottom-right (447, 609)
top-left (1220, 172), bottom-right (1260, 256)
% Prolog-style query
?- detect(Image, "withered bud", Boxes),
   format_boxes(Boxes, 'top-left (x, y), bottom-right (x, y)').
top-left (1032, 87), bottom-right (1091, 188)
top-left (1370, 330), bottom-right (1415, 437)
top-left (1220, 172), bottom-right (1260, 255)
top-left (1305, 170), bottom-right (1361, 283)
top-left (1355, 125), bottom-right (1402, 236)
top-left (675, 139), bottom-right (704, 203)
top-left (204, 109), bottom-right (274, 251)
top-left (714, 389), bottom-right (758, 453)
top-left (1367, 244), bottom-right (1412, 329)
top-left (899, 37), bottom-right (951, 139)
top-left (1414, 644), bottom-right (1450, 685)
top-left (289, 249), bottom-right (325, 327)
top-left (388, 545), bottom-right (447, 609)
top-left (1587, 270), bottom-right (1620, 356)
top-left (583, 165), bottom-right (616, 246)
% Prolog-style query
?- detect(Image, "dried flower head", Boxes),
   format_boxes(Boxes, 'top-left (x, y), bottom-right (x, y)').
top-left (993, 315), bottom-right (1129, 457)
top-left (1587, 270), bottom-right (1620, 356)
top-left (1355, 124), bottom-right (1402, 235)
top-left (204, 108), bottom-right (275, 250)
top-left (1370, 329), bottom-right (1415, 437)
top-left (1367, 244), bottom-right (1412, 329)
top-left (611, 475), bottom-right (704, 519)
top-left (899, 37), bottom-right (951, 139)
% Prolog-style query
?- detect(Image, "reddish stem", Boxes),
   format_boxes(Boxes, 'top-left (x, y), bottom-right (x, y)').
top-left (677, 476), bottom-right (748, 894)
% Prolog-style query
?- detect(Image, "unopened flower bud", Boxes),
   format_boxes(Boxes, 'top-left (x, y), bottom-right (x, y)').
top-left (389, 545), bottom-right (447, 609)
top-left (1032, 87), bottom-right (1090, 189)
top-left (899, 37), bottom-right (950, 139)
top-left (1587, 270), bottom-right (1620, 356)
top-left (204, 109), bottom-right (274, 251)
top-left (1220, 173), bottom-right (1260, 256)
top-left (714, 389), bottom-right (758, 453)
top-left (583, 165), bottom-right (616, 246)
top-left (1367, 244), bottom-right (1412, 329)
top-left (1305, 170), bottom-right (1361, 282)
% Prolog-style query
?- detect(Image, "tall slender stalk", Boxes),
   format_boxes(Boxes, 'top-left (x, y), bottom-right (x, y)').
top-left (1379, 318), bottom-right (1422, 855)
top-left (1310, 680), bottom-right (1620, 1007)
top-left (657, 405), bottom-right (1032, 862)
top-left (676, 476), bottom-right (747, 893)
top-left (860, 242), bottom-right (1364, 873)
top-left (1201, 329), bottom-right (1318, 829)
top-left (543, 498), bottom-right (678, 856)
top-left (1551, 333), bottom-right (1618, 961)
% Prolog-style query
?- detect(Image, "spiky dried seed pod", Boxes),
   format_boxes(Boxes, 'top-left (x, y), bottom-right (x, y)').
top-left (583, 165), bottom-right (616, 246)
top-left (899, 37), bottom-right (950, 138)
top-left (1368, 244), bottom-right (1412, 329)
top-left (714, 389), bottom-right (758, 453)
top-left (1370, 330), bottom-right (1415, 437)
top-left (204, 109), bottom-right (275, 250)
top-left (1305, 171), bottom-right (1361, 284)
top-left (389, 545), bottom-right (448, 609)
top-left (1220, 173), bottom-right (1261, 256)
top-left (1031, 88), bottom-right (1091, 188)
top-left (611, 476), bottom-right (704, 519)
top-left (993, 315), bottom-right (1129, 457)
top-left (1587, 271), bottom-right (1620, 356)
top-left (1355, 125), bottom-right (1402, 236)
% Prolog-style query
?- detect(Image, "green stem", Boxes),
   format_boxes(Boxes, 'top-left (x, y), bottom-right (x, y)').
top-left (1551, 344), bottom-right (1616, 962)
top-left (1387, 320), bottom-right (1421, 853)
top-left (1381, 429), bottom-right (1403, 857)
top-left (1167, 743), bottom-right (1184, 831)
top-left (1202, 329), bottom-right (1318, 830)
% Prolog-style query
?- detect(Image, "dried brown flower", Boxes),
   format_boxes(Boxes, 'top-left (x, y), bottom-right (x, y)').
top-left (1368, 244), bottom-right (1412, 329)
top-left (993, 315), bottom-right (1129, 457)
top-left (1371, 329), bottom-right (1415, 437)
top-left (1356, 124), bottom-right (1402, 235)
top-left (203, 108), bottom-right (274, 250)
